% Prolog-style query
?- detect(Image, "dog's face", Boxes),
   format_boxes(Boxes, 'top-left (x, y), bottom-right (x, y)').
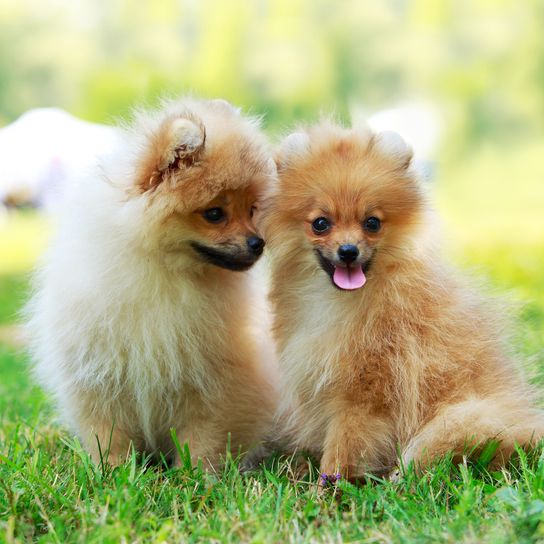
top-left (133, 100), bottom-right (273, 272)
top-left (164, 187), bottom-right (265, 271)
top-left (304, 200), bottom-right (384, 290)
top-left (266, 125), bottom-right (425, 290)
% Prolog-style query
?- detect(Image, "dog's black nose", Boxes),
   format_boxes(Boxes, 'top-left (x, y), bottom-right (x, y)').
top-left (338, 244), bottom-right (359, 264)
top-left (247, 236), bottom-right (265, 255)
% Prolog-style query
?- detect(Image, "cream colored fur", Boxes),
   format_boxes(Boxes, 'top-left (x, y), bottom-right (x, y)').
top-left (26, 98), bottom-right (277, 467)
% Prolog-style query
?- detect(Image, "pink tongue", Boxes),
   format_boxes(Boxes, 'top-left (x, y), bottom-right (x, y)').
top-left (333, 264), bottom-right (366, 290)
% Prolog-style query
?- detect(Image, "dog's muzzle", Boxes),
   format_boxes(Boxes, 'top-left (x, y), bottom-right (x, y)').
top-left (191, 238), bottom-right (264, 271)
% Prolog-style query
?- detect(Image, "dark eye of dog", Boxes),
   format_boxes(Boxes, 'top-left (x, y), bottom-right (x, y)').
top-left (203, 207), bottom-right (225, 223)
top-left (312, 217), bottom-right (331, 234)
top-left (250, 205), bottom-right (257, 219)
top-left (363, 216), bottom-right (381, 233)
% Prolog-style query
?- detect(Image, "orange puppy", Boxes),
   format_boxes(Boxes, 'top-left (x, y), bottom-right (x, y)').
top-left (264, 121), bottom-right (544, 482)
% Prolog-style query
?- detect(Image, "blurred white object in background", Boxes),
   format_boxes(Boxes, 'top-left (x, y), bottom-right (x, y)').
top-left (352, 102), bottom-right (442, 181)
top-left (0, 108), bottom-right (119, 211)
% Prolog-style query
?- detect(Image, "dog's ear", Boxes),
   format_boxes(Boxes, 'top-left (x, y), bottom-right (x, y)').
top-left (371, 131), bottom-right (413, 171)
top-left (137, 114), bottom-right (206, 192)
top-left (275, 131), bottom-right (310, 171)
top-left (210, 98), bottom-right (241, 116)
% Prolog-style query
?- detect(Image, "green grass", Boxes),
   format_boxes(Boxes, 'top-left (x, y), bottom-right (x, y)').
top-left (2, 337), bottom-right (544, 543)
top-left (1, 241), bottom-right (544, 542)
top-left (2, 139), bottom-right (544, 542)
top-left (0, 273), bottom-right (29, 326)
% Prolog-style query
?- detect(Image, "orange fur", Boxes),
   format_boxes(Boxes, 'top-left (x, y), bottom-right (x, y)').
top-left (264, 120), bottom-right (544, 480)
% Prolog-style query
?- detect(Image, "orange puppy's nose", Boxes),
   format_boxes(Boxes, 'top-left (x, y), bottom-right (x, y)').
top-left (337, 244), bottom-right (359, 264)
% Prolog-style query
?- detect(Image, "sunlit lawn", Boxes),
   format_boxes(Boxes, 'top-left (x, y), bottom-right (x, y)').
top-left (1, 144), bottom-right (544, 542)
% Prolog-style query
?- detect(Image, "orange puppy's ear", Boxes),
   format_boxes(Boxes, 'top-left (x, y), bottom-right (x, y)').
top-left (137, 115), bottom-right (206, 192)
top-left (275, 131), bottom-right (310, 172)
top-left (370, 131), bottom-right (413, 171)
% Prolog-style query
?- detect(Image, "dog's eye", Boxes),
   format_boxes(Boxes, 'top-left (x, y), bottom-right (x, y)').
top-left (312, 217), bottom-right (331, 234)
top-left (203, 207), bottom-right (225, 223)
top-left (250, 205), bottom-right (257, 219)
top-left (363, 216), bottom-right (381, 233)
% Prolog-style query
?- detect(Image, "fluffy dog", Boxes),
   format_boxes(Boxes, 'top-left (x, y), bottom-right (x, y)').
top-left (27, 98), bottom-right (277, 468)
top-left (264, 121), bottom-right (544, 481)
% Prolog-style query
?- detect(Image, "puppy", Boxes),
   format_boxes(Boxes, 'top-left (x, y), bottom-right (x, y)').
top-left (264, 121), bottom-right (544, 481)
top-left (27, 98), bottom-right (277, 468)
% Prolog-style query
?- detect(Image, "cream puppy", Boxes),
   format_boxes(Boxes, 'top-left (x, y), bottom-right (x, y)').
top-left (27, 98), bottom-right (277, 468)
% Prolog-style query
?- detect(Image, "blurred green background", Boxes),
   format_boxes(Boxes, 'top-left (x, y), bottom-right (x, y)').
top-left (0, 0), bottom-right (543, 339)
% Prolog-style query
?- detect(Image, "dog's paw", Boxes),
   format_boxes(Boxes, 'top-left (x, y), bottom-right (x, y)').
top-left (293, 458), bottom-right (311, 481)
top-left (158, 117), bottom-right (205, 171)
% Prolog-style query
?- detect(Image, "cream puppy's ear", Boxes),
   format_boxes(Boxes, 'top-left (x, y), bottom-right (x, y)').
top-left (138, 114), bottom-right (206, 192)
top-left (210, 98), bottom-right (241, 116)
top-left (158, 117), bottom-right (206, 171)
top-left (275, 131), bottom-right (310, 171)
top-left (371, 130), bottom-right (413, 170)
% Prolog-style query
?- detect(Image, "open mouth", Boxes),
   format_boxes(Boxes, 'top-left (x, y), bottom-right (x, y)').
top-left (191, 242), bottom-right (259, 271)
top-left (315, 250), bottom-right (372, 291)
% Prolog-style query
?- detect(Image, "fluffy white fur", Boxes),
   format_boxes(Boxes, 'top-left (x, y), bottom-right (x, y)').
top-left (26, 98), bottom-right (277, 466)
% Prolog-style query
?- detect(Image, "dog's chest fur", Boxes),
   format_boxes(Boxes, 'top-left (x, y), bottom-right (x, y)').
top-left (274, 276), bottom-right (421, 451)
top-left (37, 262), bottom-right (242, 449)
top-left (275, 282), bottom-right (370, 448)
